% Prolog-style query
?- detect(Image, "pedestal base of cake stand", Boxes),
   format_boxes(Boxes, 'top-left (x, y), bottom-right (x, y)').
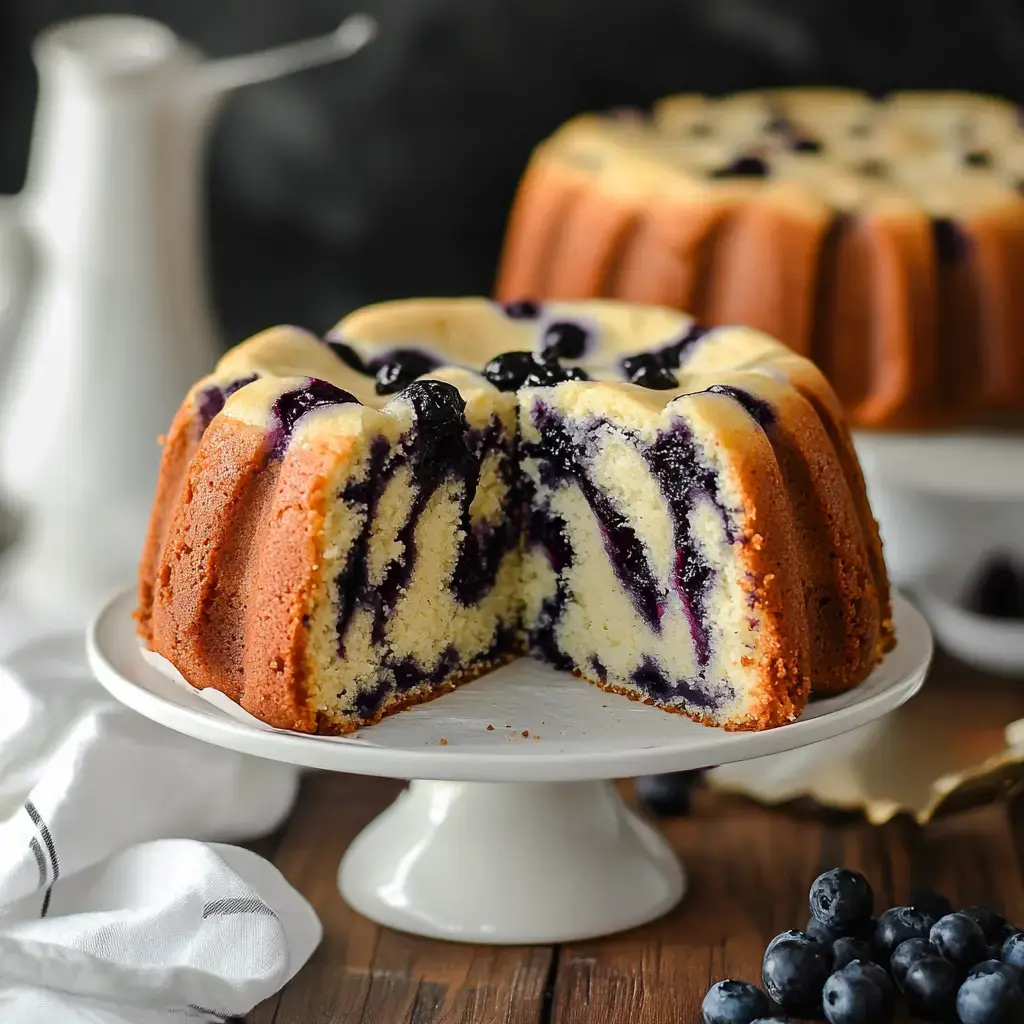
top-left (338, 779), bottom-right (683, 944)
top-left (87, 589), bottom-right (931, 945)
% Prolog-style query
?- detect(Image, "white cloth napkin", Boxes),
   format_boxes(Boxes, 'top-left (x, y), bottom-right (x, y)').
top-left (0, 629), bottom-right (322, 1022)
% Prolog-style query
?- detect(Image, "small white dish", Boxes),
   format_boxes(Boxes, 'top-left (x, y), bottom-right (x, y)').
top-left (87, 589), bottom-right (931, 944)
top-left (916, 563), bottom-right (1024, 678)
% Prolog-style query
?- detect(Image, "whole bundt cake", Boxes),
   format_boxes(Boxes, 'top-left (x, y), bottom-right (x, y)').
top-left (495, 89), bottom-right (1024, 430)
top-left (137, 298), bottom-right (893, 734)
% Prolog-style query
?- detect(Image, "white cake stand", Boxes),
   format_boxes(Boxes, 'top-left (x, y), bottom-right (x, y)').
top-left (87, 589), bottom-right (932, 945)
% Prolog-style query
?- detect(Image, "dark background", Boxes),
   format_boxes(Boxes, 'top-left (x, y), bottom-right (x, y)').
top-left (3, 1), bottom-right (1024, 346)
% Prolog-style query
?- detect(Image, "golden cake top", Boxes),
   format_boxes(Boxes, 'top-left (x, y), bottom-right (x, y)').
top-left (535, 88), bottom-right (1024, 218)
top-left (194, 298), bottom-right (830, 441)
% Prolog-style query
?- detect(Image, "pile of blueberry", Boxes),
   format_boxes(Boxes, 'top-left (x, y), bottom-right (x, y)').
top-left (702, 868), bottom-right (1024, 1023)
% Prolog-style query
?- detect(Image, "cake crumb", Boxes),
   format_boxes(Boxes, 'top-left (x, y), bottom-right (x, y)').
top-left (439, 738), bottom-right (448, 746)
top-left (533, 734), bottom-right (541, 741)
top-left (505, 724), bottom-right (512, 729)
top-left (522, 730), bottom-right (529, 738)
top-left (486, 724), bottom-right (494, 731)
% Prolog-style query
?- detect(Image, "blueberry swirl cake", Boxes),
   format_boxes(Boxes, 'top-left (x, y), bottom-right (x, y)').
top-left (137, 298), bottom-right (893, 734)
top-left (496, 89), bottom-right (1024, 430)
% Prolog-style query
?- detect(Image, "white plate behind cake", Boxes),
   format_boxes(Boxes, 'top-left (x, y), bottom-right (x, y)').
top-left (89, 589), bottom-right (931, 783)
top-left (87, 588), bottom-right (932, 944)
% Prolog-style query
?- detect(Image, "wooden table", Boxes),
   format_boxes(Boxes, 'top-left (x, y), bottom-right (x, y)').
top-left (246, 651), bottom-right (1024, 1024)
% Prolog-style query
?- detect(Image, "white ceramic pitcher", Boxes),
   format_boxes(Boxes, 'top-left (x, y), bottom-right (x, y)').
top-left (0, 14), bottom-right (374, 620)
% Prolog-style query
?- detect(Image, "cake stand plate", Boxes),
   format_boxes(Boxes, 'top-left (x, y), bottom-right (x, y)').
top-left (87, 590), bottom-right (932, 945)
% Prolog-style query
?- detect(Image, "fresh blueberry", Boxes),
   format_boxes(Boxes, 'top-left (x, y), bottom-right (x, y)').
top-left (502, 299), bottom-right (541, 320)
top-left (822, 960), bottom-right (895, 1024)
top-left (326, 339), bottom-right (369, 374)
top-left (968, 960), bottom-right (1023, 986)
top-left (481, 351), bottom-right (588, 392)
top-left (373, 349), bottom-right (439, 395)
top-left (962, 906), bottom-right (1010, 942)
top-left (903, 955), bottom-right (960, 1020)
top-left (832, 936), bottom-right (875, 970)
top-left (930, 913), bottom-right (989, 971)
top-left (621, 353), bottom-right (679, 390)
top-left (701, 979), bottom-right (770, 1024)
top-left (810, 869), bottom-right (874, 929)
top-left (874, 906), bottom-right (936, 961)
top-left (957, 965), bottom-right (1024, 1023)
top-left (398, 380), bottom-right (466, 437)
top-left (634, 772), bottom-right (701, 817)
top-left (807, 916), bottom-right (846, 946)
top-left (1002, 931), bottom-right (1024, 970)
top-left (963, 150), bottom-right (993, 168)
top-left (709, 155), bottom-right (770, 179)
top-left (891, 937), bottom-right (939, 991)
top-left (912, 888), bottom-right (954, 922)
top-left (967, 559), bottom-right (1024, 619)
top-left (541, 321), bottom-right (589, 360)
top-left (482, 351), bottom-right (538, 392)
top-left (761, 931), bottom-right (830, 1017)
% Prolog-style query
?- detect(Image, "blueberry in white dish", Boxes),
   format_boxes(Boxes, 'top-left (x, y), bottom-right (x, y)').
top-left (701, 979), bottom-right (770, 1024)
top-left (810, 868), bottom-right (874, 930)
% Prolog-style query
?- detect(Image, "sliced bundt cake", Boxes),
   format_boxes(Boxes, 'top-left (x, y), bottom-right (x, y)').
top-left (138, 298), bottom-right (893, 733)
top-left (495, 89), bottom-right (1024, 430)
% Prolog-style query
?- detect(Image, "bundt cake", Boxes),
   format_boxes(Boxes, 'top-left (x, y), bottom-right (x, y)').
top-left (137, 298), bottom-right (893, 735)
top-left (495, 89), bottom-right (1024, 430)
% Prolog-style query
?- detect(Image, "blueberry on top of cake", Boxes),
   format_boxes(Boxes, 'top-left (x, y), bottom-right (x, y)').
top-left (137, 298), bottom-right (893, 735)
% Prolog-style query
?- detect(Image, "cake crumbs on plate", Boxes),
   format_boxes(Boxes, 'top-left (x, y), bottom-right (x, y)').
top-left (486, 724), bottom-right (494, 731)
top-left (438, 738), bottom-right (447, 745)
top-left (522, 730), bottom-right (529, 738)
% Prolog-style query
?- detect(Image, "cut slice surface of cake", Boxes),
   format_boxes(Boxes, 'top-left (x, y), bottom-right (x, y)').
top-left (138, 298), bottom-right (893, 734)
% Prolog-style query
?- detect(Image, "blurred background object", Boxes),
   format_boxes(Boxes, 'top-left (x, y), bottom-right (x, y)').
top-left (5, 0), bottom-right (1024, 344)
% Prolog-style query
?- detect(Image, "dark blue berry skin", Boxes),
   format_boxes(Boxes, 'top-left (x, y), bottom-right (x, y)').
top-left (874, 906), bottom-right (937, 961)
top-left (541, 321), bottom-right (589, 360)
top-left (929, 913), bottom-right (989, 971)
top-left (634, 771), bottom-right (701, 818)
top-left (1002, 931), bottom-right (1024, 970)
top-left (903, 955), bottom-right (960, 1020)
top-left (810, 869), bottom-right (874, 930)
top-left (822, 961), bottom-right (895, 1024)
top-left (891, 937), bottom-right (939, 991)
top-left (482, 351), bottom-right (588, 392)
top-left (845, 959), bottom-right (895, 1004)
top-left (806, 915), bottom-right (874, 947)
top-left (968, 960), bottom-right (1023, 987)
top-left (968, 558), bottom-right (1024, 619)
top-left (832, 936), bottom-right (874, 970)
top-left (502, 299), bottom-right (541, 320)
top-left (398, 380), bottom-right (466, 437)
top-left (962, 906), bottom-right (1010, 943)
top-left (957, 966), bottom-right (1024, 1023)
top-left (911, 888), bottom-right (954, 922)
top-left (374, 349), bottom-right (438, 395)
top-left (621, 353), bottom-right (679, 390)
top-left (709, 155), bottom-right (770, 179)
top-left (761, 932), bottom-right (830, 1017)
top-left (701, 979), bottom-right (770, 1024)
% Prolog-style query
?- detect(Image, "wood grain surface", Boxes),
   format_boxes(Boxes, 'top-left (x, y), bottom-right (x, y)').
top-left (245, 652), bottom-right (1024, 1024)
